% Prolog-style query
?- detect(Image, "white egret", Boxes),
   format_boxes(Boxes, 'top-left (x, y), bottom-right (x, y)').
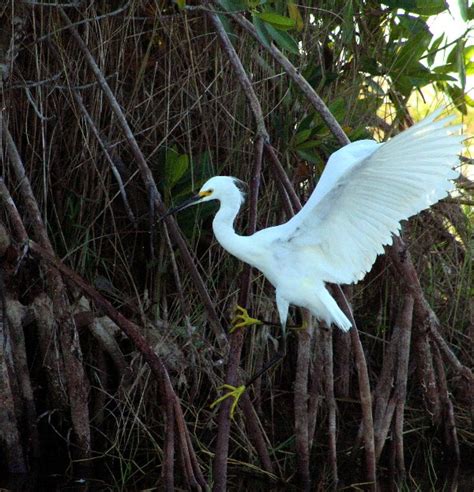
top-left (168, 111), bottom-right (462, 329)
top-left (165, 110), bottom-right (463, 414)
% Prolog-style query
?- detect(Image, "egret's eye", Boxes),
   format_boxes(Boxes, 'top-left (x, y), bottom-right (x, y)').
top-left (199, 189), bottom-right (213, 197)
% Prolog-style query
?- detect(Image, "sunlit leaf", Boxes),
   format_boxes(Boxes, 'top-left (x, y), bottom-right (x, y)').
top-left (464, 45), bottom-right (474, 63)
top-left (458, 0), bottom-right (468, 21)
top-left (384, 0), bottom-right (448, 15)
top-left (288, 0), bottom-right (304, 31)
top-left (258, 12), bottom-right (296, 31)
top-left (446, 84), bottom-right (467, 114)
top-left (426, 33), bottom-right (445, 66)
top-left (456, 40), bottom-right (466, 90)
top-left (465, 93), bottom-right (474, 107)
top-left (393, 30), bottom-right (432, 71)
top-left (397, 13), bottom-right (429, 35)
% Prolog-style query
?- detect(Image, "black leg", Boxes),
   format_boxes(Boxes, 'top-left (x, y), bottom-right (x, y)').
top-left (245, 331), bottom-right (287, 387)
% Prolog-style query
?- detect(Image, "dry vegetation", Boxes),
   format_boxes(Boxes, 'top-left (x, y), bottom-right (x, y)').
top-left (0, 1), bottom-right (473, 490)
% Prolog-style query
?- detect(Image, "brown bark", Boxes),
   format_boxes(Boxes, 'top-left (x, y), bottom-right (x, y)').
top-left (333, 287), bottom-right (376, 485)
top-left (5, 299), bottom-right (40, 465)
top-left (321, 326), bottom-right (338, 486)
top-left (294, 312), bottom-right (313, 490)
top-left (27, 239), bottom-right (207, 488)
top-left (393, 295), bottom-right (413, 476)
top-left (308, 326), bottom-right (323, 450)
top-left (2, 114), bottom-right (92, 463)
top-left (0, 286), bottom-right (27, 473)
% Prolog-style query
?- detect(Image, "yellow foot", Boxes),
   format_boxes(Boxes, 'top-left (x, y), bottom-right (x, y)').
top-left (289, 320), bottom-right (309, 332)
top-left (230, 305), bottom-right (263, 334)
top-left (209, 384), bottom-right (246, 418)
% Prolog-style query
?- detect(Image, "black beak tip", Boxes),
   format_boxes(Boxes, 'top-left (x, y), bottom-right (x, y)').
top-left (159, 194), bottom-right (202, 222)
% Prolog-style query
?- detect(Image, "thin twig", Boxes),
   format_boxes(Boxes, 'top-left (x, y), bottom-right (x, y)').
top-left (71, 89), bottom-right (137, 226)
top-left (206, 10), bottom-right (274, 486)
top-left (229, 12), bottom-right (350, 147)
top-left (58, 8), bottom-right (227, 348)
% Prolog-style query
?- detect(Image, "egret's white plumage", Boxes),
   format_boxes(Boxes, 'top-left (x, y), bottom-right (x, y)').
top-left (182, 112), bottom-right (463, 331)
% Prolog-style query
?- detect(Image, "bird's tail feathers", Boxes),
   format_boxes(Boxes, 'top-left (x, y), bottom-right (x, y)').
top-left (331, 308), bottom-right (352, 332)
top-left (312, 287), bottom-right (352, 332)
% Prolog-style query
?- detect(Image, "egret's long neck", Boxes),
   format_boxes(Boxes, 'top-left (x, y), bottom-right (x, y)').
top-left (212, 191), bottom-right (254, 264)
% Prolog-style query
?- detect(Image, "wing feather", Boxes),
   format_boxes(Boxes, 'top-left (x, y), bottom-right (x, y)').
top-left (278, 112), bottom-right (463, 284)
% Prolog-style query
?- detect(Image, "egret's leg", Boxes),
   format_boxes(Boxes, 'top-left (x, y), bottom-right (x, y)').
top-left (288, 318), bottom-right (308, 332)
top-left (229, 305), bottom-right (263, 333)
top-left (244, 292), bottom-right (289, 386)
top-left (210, 297), bottom-right (289, 418)
top-left (209, 305), bottom-right (260, 418)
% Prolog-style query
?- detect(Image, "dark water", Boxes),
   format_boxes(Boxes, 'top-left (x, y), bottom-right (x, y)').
top-left (1, 468), bottom-right (473, 491)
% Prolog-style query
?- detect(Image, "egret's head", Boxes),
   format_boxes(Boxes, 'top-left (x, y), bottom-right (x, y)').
top-left (161, 176), bottom-right (245, 219)
top-left (197, 176), bottom-right (245, 204)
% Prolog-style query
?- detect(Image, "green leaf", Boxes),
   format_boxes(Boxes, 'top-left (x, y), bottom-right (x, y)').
top-left (383, 0), bottom-right (448, 15)
top-left (296, 149), bottom-right (321, 165)
top-left (393, 62), bottom-right (455, 96)
top-left (432, 63), bottom-right (456, 74)
top-left (258, 12), bottom-right (296, 31)
top-left (328, 97), bottom-right (347, 122)
top-left (341, 0), bottom-right (354, 45)
top-left (464, 45), bottom-right (474, 63)
top-left (392, 30), bottom-right (432, 71)
top-left (293, 129), bottom-right (311, 146)
top-left (166, 152), bottom-right (189, 188)
top-left (446, 84), bottom-right (467, 114)
top-left (447, 40), bottom-right (467, 89)
top-left (265, 23), bottom-right (299, 54)
top-left (426, 33), bottom-right (445, 65)
top-left (216, 0), bottom-right (248, 12)
top-left (252, 14), bottom-right (272, 48)
top-left (397, 14), bottom-right (429, 35)
top-left (458, 0), bottom-right (468, 21)
top-left (295, 140), bottom-right (320, 150)
top-left (297, 114), bottom-right (316, 133)
top-left (365, 78), bottom-right (386, 96)
top-left (288, 0), bottom-right (304, 31)
top-left (456, 40), bottom-right (466, 89)
top-left (465, 93), bottom-right (474, 107)
top-left (176, 0), bottom-right (186, 9)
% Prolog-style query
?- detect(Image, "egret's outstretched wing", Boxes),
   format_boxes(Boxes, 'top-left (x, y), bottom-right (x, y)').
top-left (279, 112), bottom-right (463, 285)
